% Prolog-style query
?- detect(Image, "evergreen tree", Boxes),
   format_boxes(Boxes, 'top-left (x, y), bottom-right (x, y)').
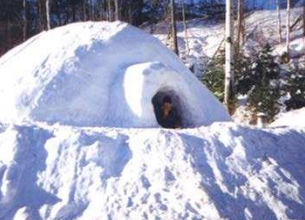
top-left (202, 50), bottom-right (225, 102)
top-left (284, 65), bottom-right (305, 110)
top-left (203, 49), bottom-right (252, 105)
top-left (247, 44), bottom-right (280, 123)
top-left (234, 49), bottom-right (252, 95)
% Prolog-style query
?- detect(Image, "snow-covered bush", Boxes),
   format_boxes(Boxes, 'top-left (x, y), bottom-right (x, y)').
top-left (203, 44), bottom-right (281, 122)
top-left (202, 50), bottom-right (225, 102)
top-left (284, 64), bottom-right (305, 110)
top-left (247, 44), bottom-right (280, 123)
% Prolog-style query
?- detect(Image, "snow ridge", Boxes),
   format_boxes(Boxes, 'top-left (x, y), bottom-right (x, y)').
top-left (0, 122), bottom-right (304, 220)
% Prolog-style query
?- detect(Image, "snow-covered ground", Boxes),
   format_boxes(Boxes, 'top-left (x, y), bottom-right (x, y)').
top-left (0, 20), bottom-right (305, 220)
top-left (0, 122), bottom-right (305, 220)
top-left (272, 107), bottom-right (305, 127)
top-left (148, 7), bottom-right (305, 76)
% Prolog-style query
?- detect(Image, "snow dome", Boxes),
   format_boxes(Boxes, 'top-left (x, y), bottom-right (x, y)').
top-left (0, 21), bottom-right (230, 128)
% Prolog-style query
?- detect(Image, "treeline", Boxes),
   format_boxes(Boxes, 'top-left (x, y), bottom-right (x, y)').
top-left (0, 0), bottom-right (145, 56)
top-left (0, 0), bottom-right (225, 56)
top-left (0, 0), bottom-right (301, 57)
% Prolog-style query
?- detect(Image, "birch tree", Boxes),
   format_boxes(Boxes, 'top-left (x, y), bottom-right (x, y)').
top-left (170, 0), bottom-right (179, 55)
top-left (224, 0), bottom-right (234, 107)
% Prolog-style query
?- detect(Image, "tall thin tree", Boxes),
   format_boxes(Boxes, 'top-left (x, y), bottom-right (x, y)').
top-left (224, 0), bottom-right (234, 108)
top-left (37, 0), bottom-right (44, 31)
top-left (91, 0), bottom-right (95, 20)
top-left (181, 0), bottom-right (189, 54)
top-left (23, 0), bottom-right (27, 41)
top-left (46, 0), bottom-right (51, 30)
top-left (237, 0), bottom-right (245, 51)
top-left (303, 0), bottom-right (305, 44)
top-left (276, 0), bottom-right (282, 43)
top-left (114, 0), bottom-right (119, 20)
top-left (286, 0), bottom-right (291, 57)
top-left (170, 0), bottom-right (179, 55)
top-left (83, 0), bottom-right (87, 21)
top-left (108, 0), bottom-right (113, 21)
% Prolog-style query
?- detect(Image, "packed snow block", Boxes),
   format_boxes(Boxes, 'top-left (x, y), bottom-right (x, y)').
top-left (0, 21), bottom-right (230, 128)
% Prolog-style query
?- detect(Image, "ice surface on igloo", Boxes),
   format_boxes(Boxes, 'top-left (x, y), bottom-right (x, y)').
top-left (0, 21), bottom-right (230, 128)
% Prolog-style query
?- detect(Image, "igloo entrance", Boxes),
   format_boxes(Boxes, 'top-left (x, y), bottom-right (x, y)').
top-left (152, 90), bottom-right (184, 129)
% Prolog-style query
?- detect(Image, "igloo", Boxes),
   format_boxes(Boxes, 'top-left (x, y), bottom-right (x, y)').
top-left (0, 21), bottom-right (230, 128)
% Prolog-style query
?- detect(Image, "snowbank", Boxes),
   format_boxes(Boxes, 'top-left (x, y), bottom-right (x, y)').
top-left (0, 21), bottom-right (230, 128)
top-left (271, 108), bottom-right (305, 127)
top-left (0, 122), bottom-right (305, 220)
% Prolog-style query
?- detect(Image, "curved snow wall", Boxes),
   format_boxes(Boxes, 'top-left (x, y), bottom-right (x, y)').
top-left (0, 21), bottom-right (230, 128)
top-left (119, 62), bottom-right (224, 128)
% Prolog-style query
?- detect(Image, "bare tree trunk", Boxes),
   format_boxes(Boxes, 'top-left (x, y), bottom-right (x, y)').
top-left (108, 0), bottom-right (112, 21)
top-left (38, 0), bottom-right (44, 31)
top-left (286, 0), bottom-right (291, 57)
top-left (88, 0), bottom-right (92, 20)
top-left (23, 0), bottom-right (27, 41)
top-left (170, 0), bottom-right (179, 55)
top-left (149, 2), bottom-right (157, 34)
top-left (237, 0), bottom-right (245, 46)
top-left (114, 0), bottom-right (119, 20)
top-left (303, 0), bottom-right (305, 44)
top-left (46, 0), bottom-right (51, 30)
top-left (128, 3), bottom-right (133, 24)
top-left (91, 1), bottom-right (95, 20)
top-left (7, 21), bottom-right (12, 50)
top-left (83, 0), bottom-right (87, 21)
top-left (181, 0), bottom-right (189, 54)
top-left (72, 2), bottom-right (76, 22)
top-left (5, 0), bottom-right (12, 50)
top-left (102, 1), bottom-right (108, 20)
top-left (237, 0), bottom-right (245, 50)
top-left (276, 0), bottom-right (282, 43)
top-left (225, 0), bottom-right (234, 108)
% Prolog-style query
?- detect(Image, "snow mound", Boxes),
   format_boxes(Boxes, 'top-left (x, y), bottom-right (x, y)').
top-left (0, 21), bottom-right (230, 128)
top-left (271, 108), bottom-right (305, 127)
top-left (0, 122), bottom-right (305, 220)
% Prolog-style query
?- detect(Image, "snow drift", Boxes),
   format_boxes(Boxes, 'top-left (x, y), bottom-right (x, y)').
top-left (0, 21), bottom-right (229, 128)
top-left (271, 108), bottom-right (305, 127)
top-left (0, 123), bottom-right (305, 220)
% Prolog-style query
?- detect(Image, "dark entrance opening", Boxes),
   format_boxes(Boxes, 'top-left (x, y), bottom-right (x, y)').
top-left (152, 90), bottom-right (183, 129)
